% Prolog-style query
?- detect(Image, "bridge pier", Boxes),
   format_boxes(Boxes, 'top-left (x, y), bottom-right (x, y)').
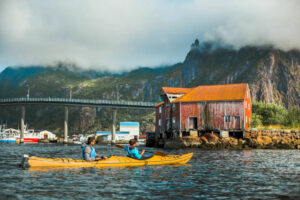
top-left (64, 106), bottom-right (68, 143)
top-left (20, 106), bottom-right (25, 143)
top-left (111, 108), bottom-right (117, 144)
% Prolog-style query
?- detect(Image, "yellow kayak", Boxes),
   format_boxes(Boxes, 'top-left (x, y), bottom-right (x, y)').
top-left (27, 152), bottom-right (193, 168)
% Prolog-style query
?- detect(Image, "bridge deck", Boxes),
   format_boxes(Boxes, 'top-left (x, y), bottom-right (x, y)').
top-left (0, 98), bottom-right (156, 109)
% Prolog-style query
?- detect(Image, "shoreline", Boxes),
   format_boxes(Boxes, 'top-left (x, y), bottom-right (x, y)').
top-left (156, 129), bottom-right (300, 149)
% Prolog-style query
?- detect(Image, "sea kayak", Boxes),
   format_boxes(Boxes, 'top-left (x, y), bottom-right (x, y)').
top-left (27, 152), bottom-right (193, 168)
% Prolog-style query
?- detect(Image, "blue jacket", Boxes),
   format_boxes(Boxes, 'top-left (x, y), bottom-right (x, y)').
top-left (124, 145), bottom-right (142, 159)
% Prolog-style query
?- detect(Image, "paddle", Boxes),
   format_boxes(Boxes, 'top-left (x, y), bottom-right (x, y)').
top-left (113, 144), bottom-right (166, 156)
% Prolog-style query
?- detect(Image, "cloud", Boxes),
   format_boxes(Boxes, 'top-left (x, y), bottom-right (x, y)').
top-left (0, 0), bottom-right (299, 71)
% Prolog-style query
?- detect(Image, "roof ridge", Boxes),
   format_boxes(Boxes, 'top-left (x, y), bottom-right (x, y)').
top-left (175, 86), bottom-right (199, 102)
top-left (194, 83), bottom-right (247, 87)
top-left (173, 83), bottom-right (248, 103)
top-left (162, 86), bottom-right (192, 89)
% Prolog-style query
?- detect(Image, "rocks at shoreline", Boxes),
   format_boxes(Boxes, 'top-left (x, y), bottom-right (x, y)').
top-left (162, 130), bottom-right (300, 149)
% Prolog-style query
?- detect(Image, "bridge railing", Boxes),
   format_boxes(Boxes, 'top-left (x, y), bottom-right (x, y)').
top-left (0, 97), bottom-right (157, 108)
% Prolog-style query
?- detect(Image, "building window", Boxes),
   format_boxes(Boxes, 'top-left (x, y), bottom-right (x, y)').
top-left (172, 117), bottom-right (176, 125)
top-left (159, 119), bottom-right (161, 126)
top-left (166, 119), bottom-right (170, 130)
top-left (159, 106), bottom-right (162, 113)
top-left (172, 103), bottom-right (176, 111)
top-left (224, 116), bottom-right (231, 122)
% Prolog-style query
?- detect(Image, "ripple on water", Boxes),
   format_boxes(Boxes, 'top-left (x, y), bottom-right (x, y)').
top-left (0, 144), bottom-right (300, 199)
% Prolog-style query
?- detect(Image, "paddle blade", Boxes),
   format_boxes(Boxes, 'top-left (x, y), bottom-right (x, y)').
top-left (153, 152), bottom-right (166, 156)
top-left (114, 144), bottom-right (124, 149)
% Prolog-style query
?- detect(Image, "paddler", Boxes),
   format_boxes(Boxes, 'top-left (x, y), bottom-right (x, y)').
top-left (124, 139), bottom-right (145, 159)
top-left (81, 137), bottom-right (108, 161)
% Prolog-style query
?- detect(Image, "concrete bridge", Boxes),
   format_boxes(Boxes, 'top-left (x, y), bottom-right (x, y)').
top-left (0, 98), bottom-right (156, 143)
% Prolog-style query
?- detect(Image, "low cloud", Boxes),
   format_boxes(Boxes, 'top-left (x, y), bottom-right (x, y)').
top-left (0, 0), bottom-right (299, 71)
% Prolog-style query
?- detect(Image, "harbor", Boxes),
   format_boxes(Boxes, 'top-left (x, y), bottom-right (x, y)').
top-left (0, 143), bottom-right (299, 199)
top-left (0, 121), bottom-right (147, 145)
top-left (0, 124), bottom-right (57, 144)
top-left (0, 1), bottom-right (300, 199)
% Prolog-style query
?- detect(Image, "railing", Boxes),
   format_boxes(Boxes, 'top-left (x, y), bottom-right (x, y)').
top-left (0, 98), bottom-right (157, 109)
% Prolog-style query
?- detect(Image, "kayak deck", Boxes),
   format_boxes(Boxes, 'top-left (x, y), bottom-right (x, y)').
top-left (28, 152), bottom-right (193, 168)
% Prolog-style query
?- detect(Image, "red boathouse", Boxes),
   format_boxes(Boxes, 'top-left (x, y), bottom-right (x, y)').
top-left (155, 83), bottom-right (251, 139)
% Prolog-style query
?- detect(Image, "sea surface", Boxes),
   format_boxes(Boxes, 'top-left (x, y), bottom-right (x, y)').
top-left (0, 143), bottom-right (299, 200)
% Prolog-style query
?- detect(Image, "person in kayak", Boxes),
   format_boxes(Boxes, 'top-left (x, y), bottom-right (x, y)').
top-left (81, 137), bottom-right (108, 161)
top-left (124, 139), bottom-right (145, 159)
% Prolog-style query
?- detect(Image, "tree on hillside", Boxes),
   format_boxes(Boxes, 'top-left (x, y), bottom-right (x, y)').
top-left (285, 106), bottom-right (300, 127)
top-left (252, 101), bottom-right (287, 126)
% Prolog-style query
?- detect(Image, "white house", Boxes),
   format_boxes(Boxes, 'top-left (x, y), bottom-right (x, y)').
top-left (96, 122), bottom-right (140, 142)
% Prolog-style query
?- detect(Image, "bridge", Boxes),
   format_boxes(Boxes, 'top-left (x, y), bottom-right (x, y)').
top-left (0, 98), bottom-right (157, 143)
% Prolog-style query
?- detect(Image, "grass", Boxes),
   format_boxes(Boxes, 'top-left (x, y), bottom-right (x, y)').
top-left (251, 125), bottom-right (300, 130)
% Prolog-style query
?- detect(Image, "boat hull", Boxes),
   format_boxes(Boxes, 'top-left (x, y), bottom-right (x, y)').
top-left (28, 153), bottom-right (193, 168)
top-left (0, 138), bottom-right (16, 143)
top-left (16, 137), bottom-right (39, 143)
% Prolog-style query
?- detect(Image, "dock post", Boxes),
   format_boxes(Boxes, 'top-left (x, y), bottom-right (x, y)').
top-left (111, 108), bottom-right (117, 144)
top-left (64, 106), bottom-right (68, 143)
top-left (20, 106), bottom-right (25, 143)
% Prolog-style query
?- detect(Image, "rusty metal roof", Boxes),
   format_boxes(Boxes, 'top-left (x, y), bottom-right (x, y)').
top-left (174, 83), bottom-right (248, 102)
top-left (162, 87), bottom-right (192, 94)
top-left (155, 101), bottom-right (165, 107)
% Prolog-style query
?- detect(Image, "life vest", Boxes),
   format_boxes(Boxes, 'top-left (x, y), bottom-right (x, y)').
top-left (81, 145), bottom-right (96, 160)
top-left (124, 145), bottom-right (141, 159)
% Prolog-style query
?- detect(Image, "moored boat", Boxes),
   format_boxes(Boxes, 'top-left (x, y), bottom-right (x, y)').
top-left (0, 135), bottom-right (16, 143)
top-left (0, 125), bottom-right (56, 143)
top-left (0, 128), bottom-right (18, 143)
top-left (27, 152), bottom-right (193, 168)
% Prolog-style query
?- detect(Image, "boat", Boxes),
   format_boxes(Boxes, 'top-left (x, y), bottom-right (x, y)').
top-left (26, 152), bottom-right (193, 168)
top-left (137, 135), bottom-right (146, 146)
top-left (0, 133), bottom-right (16, 143)
top-left (72, 134), bottom-right (87, 144)
top-left (0, 128), bottom-right (18, 143)
top-left (0, 124), bottom-right (56, 143)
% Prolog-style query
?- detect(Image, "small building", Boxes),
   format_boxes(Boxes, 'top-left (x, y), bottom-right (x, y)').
top-left (96, 122), bottom-right (140, 142)
top-left (155, 83), bottom-right (251, 138)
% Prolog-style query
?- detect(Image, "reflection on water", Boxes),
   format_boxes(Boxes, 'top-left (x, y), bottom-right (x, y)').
top-left (0, 143), bottom-right (300, 199)
top-left (28, 164), bottom-right (192, 173)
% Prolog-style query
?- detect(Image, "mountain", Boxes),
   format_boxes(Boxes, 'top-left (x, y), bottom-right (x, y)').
top-left (0, 40), bottom-right (299, 135)
top-left (181, 40), bottom-right (300, 108)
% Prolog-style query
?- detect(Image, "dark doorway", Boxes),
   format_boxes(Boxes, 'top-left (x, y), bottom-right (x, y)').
top-left (235, 116), bottom-right (240, 129)
top-left (189, 117), bottom-right (198, 129)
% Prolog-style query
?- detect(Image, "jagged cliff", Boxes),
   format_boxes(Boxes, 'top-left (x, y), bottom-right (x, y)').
top-left (181, 40), bottom-right (300, 107)
top-left (0, 40), bottom-right (299, 135)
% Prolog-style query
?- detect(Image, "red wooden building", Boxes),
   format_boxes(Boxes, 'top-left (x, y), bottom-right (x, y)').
top-left (155, 83), bottom-right (251, 138)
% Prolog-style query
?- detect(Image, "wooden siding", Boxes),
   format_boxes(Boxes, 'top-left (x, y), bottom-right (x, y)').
top-left (244, 88), bottom-right (251, 130)
top-left (155, 84), bottom-right (251, 134)
top-left (179, 101), bottom-right (245, 131)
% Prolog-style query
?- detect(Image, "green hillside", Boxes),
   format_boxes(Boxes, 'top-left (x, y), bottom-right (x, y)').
top-left (0, 41), bottom-right (299, 136)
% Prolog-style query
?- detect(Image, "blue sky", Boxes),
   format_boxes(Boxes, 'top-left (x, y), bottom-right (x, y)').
top-left (0, 0), bottom-right (299, 72)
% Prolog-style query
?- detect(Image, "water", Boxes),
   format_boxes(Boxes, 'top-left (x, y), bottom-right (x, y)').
top-left (0, 144), bottom-right (299, 200)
